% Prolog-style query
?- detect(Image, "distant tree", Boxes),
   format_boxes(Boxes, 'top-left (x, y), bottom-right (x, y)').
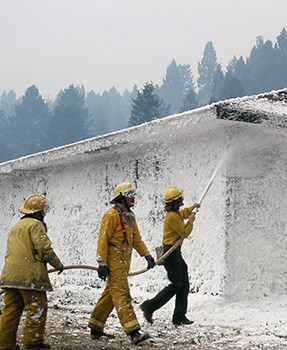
top-left (219, 73), bottom-right (245, 101)
top-left (48, 85), bottom-right (90, 148)
top-left (100, 87), bottom-right (129, 131)
top-left (210, 65), bottom-right (225, 103)
top-left (245, 36), bottom-right (278, 94)
top-left (0, 109), bottom-right (6, 123)
top-left (0, 90), bottom-right (17, 117)
top-left (86, 87), bottom-right (130, 136)
top-left (85, 90), bottom-right (107, 136)
top-left (122, 86), bottom-right (138, 124)
top-left (160, 59), bottom-right (195, 114)
top-left (274, 27), bottom-right (287, 88)
top-left (210, 56), bottom-right (247, 103)
top-left (180, 87), bottom-right (198, 112)
top-left (11, 85), bottom-right (51, 157)
top-left (227, 56), bottom-right (250, 94)
top-left (0, 109), bottom-right (12, 162)
top-left (129, 85), bottom-right (139, 100)
top-left (197, 41), bottom-right (220, 106)
top-left (129, 82), bottom-right (169, 126)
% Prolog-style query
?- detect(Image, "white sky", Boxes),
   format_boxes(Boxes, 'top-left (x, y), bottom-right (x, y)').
top-left (0, 0), bottom-right (286, 100)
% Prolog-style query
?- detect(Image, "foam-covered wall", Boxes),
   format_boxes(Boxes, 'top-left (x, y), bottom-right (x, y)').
top-left (0, 100), bottom-right (286, 300)
top-left (224, 124), bottom-right (287, 299)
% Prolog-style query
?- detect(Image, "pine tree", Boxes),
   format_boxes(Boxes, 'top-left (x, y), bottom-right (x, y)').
top-left (180, 86), bottom-right (198, 112)
top-left (160, 59), bottom-right (195, 114)
top-left (210, 65), bottom-right (225, 103)
top-left (211, 57), bottom-right (246, 103)
top-left (219, 73), bottom-right (245, 101)
top-left (197, 41), bottom-right (220, 106)
top-left (12, 85), bottom-right (51, 157)
top-left (227, 56), bottom-right (250, 93)
top-left (100, 87), bottom-right (128, 131)
top-left (274, 28), bottom-right (287, 88)
top-left (85, 90), bottom-right (109, 136)
top-left (0, 90), bottom-right (17, 117)
top-left (0, 109), bottom-right (11, 162)
top-left (48, 85), bottom-right (90, 148)
top-left (245, 36), bottom-right (278, 94)
top-left (129, 82), bottom-right (168, 127)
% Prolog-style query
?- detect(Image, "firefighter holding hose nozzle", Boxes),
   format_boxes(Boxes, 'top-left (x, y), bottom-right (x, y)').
top-left (141, 187), bottom-right (200, 326)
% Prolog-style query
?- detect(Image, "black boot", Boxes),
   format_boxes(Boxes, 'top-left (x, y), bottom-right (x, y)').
top-left (130, 330), bottom-right (150, 345)
top-left (91, 328), bottom-right (114, 339)
top-left (24, 344), bottom-right (50, 350)
top-left (140, 301), bottom-right (154, 324)
top-left (173, 316), bottom-right (194, 326)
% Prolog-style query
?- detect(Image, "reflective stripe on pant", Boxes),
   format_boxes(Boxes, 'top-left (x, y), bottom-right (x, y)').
top-left (89, 249), bottom-right (140, 334)
top-left (0, 289), bottom-right (47, 349)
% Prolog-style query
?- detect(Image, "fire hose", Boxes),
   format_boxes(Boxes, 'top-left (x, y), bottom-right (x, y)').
top-left (0, 146), bottom-right (229, 296)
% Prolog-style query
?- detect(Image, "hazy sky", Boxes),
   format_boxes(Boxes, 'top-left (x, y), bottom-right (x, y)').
top-left (0, 0), bottom-right (286, 100)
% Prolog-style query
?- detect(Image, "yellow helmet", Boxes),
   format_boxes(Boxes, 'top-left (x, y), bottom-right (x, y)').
top-left (19, 194), bottom-right (48, 214)
top-left (111, 182), bottom-right (135, 203)
top-left (164, 187), bottom-right (183, 203)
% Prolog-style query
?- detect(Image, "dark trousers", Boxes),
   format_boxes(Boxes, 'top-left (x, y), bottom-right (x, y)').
top-left (146, 247), bottom-right (189, 322)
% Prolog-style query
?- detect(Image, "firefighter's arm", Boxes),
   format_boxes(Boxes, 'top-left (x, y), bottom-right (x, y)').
top-left (167, 212), bottom-right (194, 239)
top-left (30, 221), bottom-right (63, 271)
top-left (132, 223), bottom-right (149, 257)
top-left (133, 224), bottom-right (155, 269)
top-left (96, 210), bottom-right (116, 263)
top-left (179, 203), bottom-right (200, 219)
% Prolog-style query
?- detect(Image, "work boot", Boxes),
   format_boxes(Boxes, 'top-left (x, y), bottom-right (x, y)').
top-left (24, 343), bottom-right (50, 349)
top-left (172, 316), bottom-right (194, 326)
top-left (130, 330), bottom-right (150, 345)
top-left (140, 301), bottom-right (153, 324)
top-left (91, 328), bottom-right (114, 339)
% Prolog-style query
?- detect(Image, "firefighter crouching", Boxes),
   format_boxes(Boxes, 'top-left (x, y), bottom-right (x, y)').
top-left (88, 182), bottom-right (155, 345)
top-left (0, 194), bottom-right (64, 350)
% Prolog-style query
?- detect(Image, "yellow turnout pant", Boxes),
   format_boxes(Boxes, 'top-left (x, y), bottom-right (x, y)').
top-left (0, 289), bottom-right (47, 349)
top-left (89, 250), bottom-right (140, 335)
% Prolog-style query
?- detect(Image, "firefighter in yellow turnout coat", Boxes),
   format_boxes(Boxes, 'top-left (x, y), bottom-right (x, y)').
top-left (88, 183), bottom-right (155, 345)
top-left (0, 195), bottom-right (64, 350)
top-left (141, 187), bottom-right (200, 326)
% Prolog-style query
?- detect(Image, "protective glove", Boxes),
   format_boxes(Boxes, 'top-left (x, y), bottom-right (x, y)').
top-left (58, 265), bottom-right (64, 275)
top-left (145, 254), bottom-right (156, 269)
top-left (98, 264), bottom-right (109, 281)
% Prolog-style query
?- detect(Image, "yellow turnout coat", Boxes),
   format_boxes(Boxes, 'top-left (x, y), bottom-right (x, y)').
top-left (0, 217), bottom-right (63, 292)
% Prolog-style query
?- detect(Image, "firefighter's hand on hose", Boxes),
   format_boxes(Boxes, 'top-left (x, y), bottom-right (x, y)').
top-left (98, 264), bottom-right (109, 281)
top-left (192, 203), bottom-right (201, 212)
top-left (58, 265), bottom-right (64, 275)
top-left (188, 212), bottom-right (196, 222)
top-left (145, 255), bottom-right (156, 269)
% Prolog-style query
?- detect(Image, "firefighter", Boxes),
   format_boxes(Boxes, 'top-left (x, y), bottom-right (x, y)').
top-left (140, 187), bottom-right (200, 325)
top-left (0, 194), bottom-right (64, 350)
top-left (88, 182), bottom-right (155, 345)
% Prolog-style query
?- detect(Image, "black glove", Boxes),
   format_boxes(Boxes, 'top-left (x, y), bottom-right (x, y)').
top-left (145, 255), bottom-right (156, 269)
top-left (98, 265), bottom-right (109, 281)
top-left (58, 265), bottom-right (64, 275)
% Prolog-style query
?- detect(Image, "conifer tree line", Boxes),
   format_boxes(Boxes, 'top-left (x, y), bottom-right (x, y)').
top-left (0, 28), bottom-right (287, 163)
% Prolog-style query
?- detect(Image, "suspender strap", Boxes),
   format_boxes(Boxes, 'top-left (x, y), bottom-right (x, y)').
top-left (118, 213), bottom-right (129, 245)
